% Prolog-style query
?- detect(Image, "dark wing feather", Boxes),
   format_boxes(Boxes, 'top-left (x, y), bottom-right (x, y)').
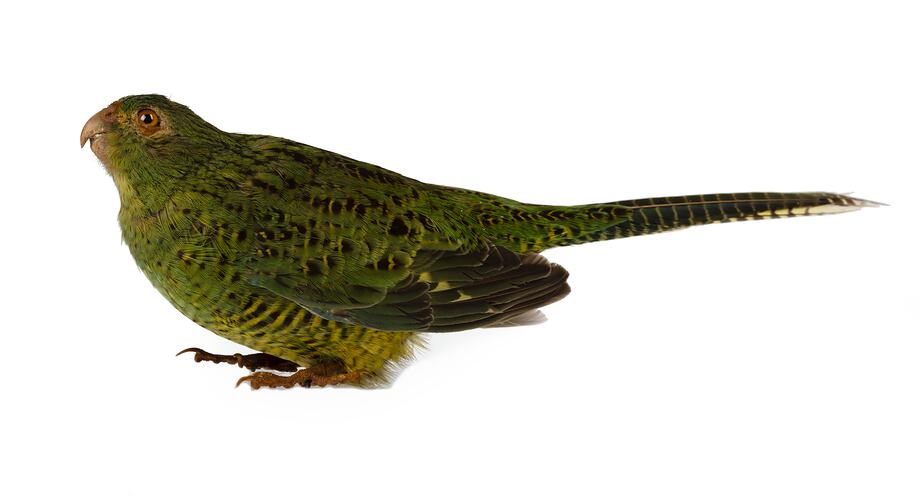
top-left (425, 252), bottom-right (570, 332)
top-left (340, 243), bottom-right (570, 332)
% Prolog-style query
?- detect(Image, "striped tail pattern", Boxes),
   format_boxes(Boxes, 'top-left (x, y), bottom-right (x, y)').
top-left (473, 192), bottom-right (881, 252)
top-left (603, 191), bottom-right (880, 241)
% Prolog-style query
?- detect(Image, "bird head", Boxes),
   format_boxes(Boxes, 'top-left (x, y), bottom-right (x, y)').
top-left (81, 94), bottom-right (225, 175)
top-left (81, 95), bottom-right (233, 208)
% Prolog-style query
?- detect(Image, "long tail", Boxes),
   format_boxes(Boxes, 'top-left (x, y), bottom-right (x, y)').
top-left (600, 191), bottom-right (880, 240)
top-left (473, 192), bottom-right (881, 252)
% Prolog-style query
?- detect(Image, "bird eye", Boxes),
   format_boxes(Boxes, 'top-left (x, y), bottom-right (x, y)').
top-left (136, 109), bottom-right (160, 128)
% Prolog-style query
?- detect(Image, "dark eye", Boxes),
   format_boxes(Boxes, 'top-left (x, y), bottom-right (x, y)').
top-left (136, 109), bottom-right (160, 128)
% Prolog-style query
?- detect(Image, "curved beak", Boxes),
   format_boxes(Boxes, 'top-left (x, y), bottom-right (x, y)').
top-left (80, 102), bottom-right (118, 148)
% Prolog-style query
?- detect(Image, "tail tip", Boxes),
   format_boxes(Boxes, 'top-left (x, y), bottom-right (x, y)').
top-left (834, 193), bottom-right (886, 209)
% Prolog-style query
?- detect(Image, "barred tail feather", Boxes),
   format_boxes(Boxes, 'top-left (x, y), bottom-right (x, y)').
top-left (514, 192), bottom-right (882, 251)
top-left (607, 192), bottom-right (881, 240)
top-left (467, 190), bottom-right (879, 252)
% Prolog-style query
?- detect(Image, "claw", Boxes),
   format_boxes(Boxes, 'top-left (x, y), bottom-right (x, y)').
top-left (175, 347), bottom-right (239, 366)
top-left (176, 347), bottom-right (206, 358)
top-left (236, 370), bottom-right (312, 389)
top-left (175, 347), bottom-right (232, 363)
top-left (176, 347), bottom-right (300, 372)
top-left (236, 366), bottom-right (361, 390)
top-left (178, 348), bottom-right (359, 388)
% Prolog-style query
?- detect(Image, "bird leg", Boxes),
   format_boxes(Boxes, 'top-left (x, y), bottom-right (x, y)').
top-left (176, 347), bottom-right (300, 372)
top-left (236, 360), bottom-right (361, 389)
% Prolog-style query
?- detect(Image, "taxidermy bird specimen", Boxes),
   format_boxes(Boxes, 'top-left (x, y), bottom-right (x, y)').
top-left (81, 95), bottom-right (878, 389)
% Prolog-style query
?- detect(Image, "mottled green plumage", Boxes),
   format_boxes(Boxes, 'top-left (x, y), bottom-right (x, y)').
top-left (81, 94), bottom-right (878, 387)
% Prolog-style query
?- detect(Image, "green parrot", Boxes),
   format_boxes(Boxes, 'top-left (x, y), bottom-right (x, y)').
top-left (81, 95), bottom-right (878, 389)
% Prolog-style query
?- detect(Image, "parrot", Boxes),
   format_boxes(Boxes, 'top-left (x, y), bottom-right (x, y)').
top-left (81, 94), bottom-right (879, 389)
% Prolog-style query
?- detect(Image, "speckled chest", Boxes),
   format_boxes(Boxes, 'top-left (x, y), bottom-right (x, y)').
top-left (117, 203), bottom-right (248, 328)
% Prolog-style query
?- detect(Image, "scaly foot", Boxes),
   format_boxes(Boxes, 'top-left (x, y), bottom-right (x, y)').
top-left (236, 362), bottom-right (361, 389)
top-left (176, 347), bottom-right (300, 372)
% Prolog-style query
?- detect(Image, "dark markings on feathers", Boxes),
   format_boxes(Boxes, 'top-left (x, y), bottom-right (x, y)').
top-left (388, 217), bottom-right (410, 236)
top-left (304, 260), bottom-right (324, 275)
top-left (250, 178), bottom-right (278, 194)
top-left (418, 214), bottom-right (436, 231)
top-left (352, 165), bottom-right (403, 185)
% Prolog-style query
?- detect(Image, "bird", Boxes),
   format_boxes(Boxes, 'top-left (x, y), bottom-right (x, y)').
top-left (81, 94), bottom-right (879, 389)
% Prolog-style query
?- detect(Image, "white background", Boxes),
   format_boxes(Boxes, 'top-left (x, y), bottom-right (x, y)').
top-left (2, 1), bottom-right (918, 498)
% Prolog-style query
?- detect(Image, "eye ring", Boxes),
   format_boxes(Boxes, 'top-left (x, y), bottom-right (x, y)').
top-left (136, 109), bottom-right (160, 128)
